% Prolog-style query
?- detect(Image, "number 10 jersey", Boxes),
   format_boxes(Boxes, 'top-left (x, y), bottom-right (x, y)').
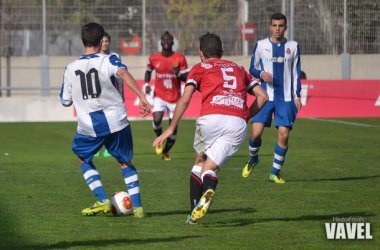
top-left (60, 53), bottom-right (128, 137)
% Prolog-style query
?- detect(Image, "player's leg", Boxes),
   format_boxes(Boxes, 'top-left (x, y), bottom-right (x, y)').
top-left (270, 101), bottom-right (298, 183)
top-left (186, 115), bottom-right (246, 225)
top-left (161, 102), bottom-right (177, 160)
top-left (243, 101), bottom-right (274, 178)
top-left (242, 122), bottom-right (265, 177)
top-left (189, 152), bottom-right (205, 212)
top-left (161, 118), bottom-right (177, 160)
top-left (152, 98), bottom-right (167, 155)
top-left (71, 133), bottom-right (110, 215)
top-left (119, 162), bottom-right (145, 218)
top-left (186, 156), bottom-right (218, 225)
top-left (153, 111), bottom-right (165, 156)
top-left (191, 158), bottom-right (219, 221)
top-left (105, 125), bottom-right (145, 218)
top-left (152, 111), bottom-right (164, 137)
top-left (269, 126), bottom-right (289, 183)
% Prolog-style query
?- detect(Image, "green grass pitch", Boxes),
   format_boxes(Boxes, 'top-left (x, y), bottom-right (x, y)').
top-left (0, 118), bottom-right (379, 249)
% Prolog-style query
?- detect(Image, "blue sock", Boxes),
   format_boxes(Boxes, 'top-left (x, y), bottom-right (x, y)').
top-left (249, 138), bottom-right (261, 164)
top-left (122, 165), bottom-right (142, 208)
top-left (271, 144), bottom-right (287, 175)
top-left (80, 162), bottom-right (108, 202)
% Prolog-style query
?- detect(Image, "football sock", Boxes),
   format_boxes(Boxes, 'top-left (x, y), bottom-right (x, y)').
top-left (122, 165), bottom-right (142, 208)
top-left (152, 121), bottom-right (162, 137)
top-left (190, 165), bottom-right (203, 211)
top-left (80, 161), bottom-right (108, 202)
top-left (163, 135), bottom-right (177, 154)
top-left (201, 170), bottom-right (218, 192)
top-left (271, 143), bottom-right (288, 175)
top-left (163, 120), bottom-right (178, 154)
top-left (249, 138), bottom-right (261, 164)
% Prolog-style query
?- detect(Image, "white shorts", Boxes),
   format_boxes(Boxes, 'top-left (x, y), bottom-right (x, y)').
top-left (152, 97), bottom-right (176, 119)
top-left (193, 114), bottom-right (247, 169)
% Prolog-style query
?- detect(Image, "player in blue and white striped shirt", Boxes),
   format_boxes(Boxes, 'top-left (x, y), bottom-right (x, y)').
top-left (60, 22), bottom-right (150, 217)
top-left (242, 13), bottom-right (302, 183)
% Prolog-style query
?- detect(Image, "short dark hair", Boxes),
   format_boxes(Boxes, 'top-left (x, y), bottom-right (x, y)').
top-left (271, 13), bottom-right (287, 26)
top-left (161, 31), bottom-right (173, 41)
top-left (81, 22), bottom-right (105, 47)
top-left (103, 32), bottom-right (111, 42)
top-left (300, 70), bottom-right (307, 79)
top-left (199, 32), bottom-right (222, 58)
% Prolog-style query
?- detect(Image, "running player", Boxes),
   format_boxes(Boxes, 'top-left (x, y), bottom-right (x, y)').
top-left (145, 31), bottom-right (189, 160)
top-left (153, 33), bottom-right (268, 225)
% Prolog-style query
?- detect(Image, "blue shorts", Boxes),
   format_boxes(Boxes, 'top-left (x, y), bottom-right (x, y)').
top-left (72, 125), bottom-right (133, 163)
top-left (251, 101), bottom-right (298, 129)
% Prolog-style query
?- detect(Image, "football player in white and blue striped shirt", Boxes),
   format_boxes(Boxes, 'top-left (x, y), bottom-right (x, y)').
top-left (242, 13), bottom-right (302, 183)
top-left (60, 22), bottom-right (150, 217)
top-left (94, 32), bottom-right (124, 158)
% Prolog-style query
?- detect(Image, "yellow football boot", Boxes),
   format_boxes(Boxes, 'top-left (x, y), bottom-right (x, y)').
top-left (82, 199), bottom-right (111, 216)
top-left (161, 152), bottom-right (171, 161)
top-left (269, 174), bottom-right (285, 184)
top-left (133, 207), bottom-right (146, 218)
top-left (242, 160), bottom-right (259, 178)
top-left (155, 140), bottom-right (165, 155)
top-left (186, 189), bottom-right (215, 225)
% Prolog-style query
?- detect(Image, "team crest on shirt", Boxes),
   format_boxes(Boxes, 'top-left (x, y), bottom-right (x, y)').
top-left (201, 62), bottom-right (213, 69)
top-left (286, 48), bottom-right (291, 54)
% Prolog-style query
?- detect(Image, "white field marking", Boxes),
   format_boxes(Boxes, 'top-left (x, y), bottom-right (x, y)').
top-left (308, 118), bottom-right (377, 127)
top-left (50, 170), bottom-right (81, 173)
top-left (375, 94), bottom-right (380, 106)
top-left (138, 169), bottom-right (162, 172)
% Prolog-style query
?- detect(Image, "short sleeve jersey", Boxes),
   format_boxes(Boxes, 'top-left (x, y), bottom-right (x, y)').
top-left (249, 38), bottom-right (301, 102)
top-left (110, 51), bottom-right (124, 97)
top-left (60, 53), bottom-right (128, 137)
top-left (186, 58), bottom-right (258, 120)
top-left (146, 52), bottom-right (189, 103)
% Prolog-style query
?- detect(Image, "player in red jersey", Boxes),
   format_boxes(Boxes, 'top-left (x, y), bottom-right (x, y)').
top-left (153, 33), bottom-right (268, 225)
top-left (145, 31), bottom-right (189, 161)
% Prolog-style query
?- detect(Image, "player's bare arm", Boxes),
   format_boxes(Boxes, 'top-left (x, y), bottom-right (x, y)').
top-left (153, 84), bottom-right (195, 147)
top-left (144, 71), bottom-right (152, 94)
top-left (118, 68), bottom-right (151, 117)
top-left (248, 84), bottom-right (269, 119)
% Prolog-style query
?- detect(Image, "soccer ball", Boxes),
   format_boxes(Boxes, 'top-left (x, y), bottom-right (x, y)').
top-left (110, 191), bottom-right (133, 216)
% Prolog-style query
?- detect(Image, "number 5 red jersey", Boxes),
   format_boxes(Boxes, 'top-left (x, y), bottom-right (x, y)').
top-left (186, 58), bottom-right (258, 120)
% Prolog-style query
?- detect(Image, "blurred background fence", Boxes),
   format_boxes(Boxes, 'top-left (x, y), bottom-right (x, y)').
top-left (1, 0), bottom-right (379, 57)
top-left (0, 0), bottom-right (379, 97)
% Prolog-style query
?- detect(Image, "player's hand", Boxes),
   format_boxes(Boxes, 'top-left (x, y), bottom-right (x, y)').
top-left (261, 72), bottom-right (273, 83)
top-left (145, 85), bottom-right (152, 95)
top-left (153, 128), bottom-right (174, 148)
top-left (294, 98), bottom-right (302, 110)
top-left (139, 98), bottom-right (151, 117)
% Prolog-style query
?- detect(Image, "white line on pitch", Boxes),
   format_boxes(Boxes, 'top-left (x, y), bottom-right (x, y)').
top-left (308, 118), bottom-right (377, 127)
